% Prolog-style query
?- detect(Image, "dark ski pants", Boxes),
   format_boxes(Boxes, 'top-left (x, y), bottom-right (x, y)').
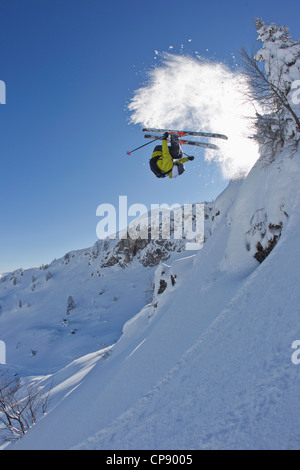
top-left (153, 133), bottom-right (183, 160)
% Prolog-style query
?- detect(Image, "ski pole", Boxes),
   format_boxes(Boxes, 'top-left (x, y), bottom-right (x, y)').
top-left (183, 152), bottom-right (195, 158)
top-left (127, 136), bottom-right (162, 155)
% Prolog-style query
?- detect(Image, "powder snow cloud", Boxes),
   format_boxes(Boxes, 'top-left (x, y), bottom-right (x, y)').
top-left (128, 54), bottom-right (260, 179)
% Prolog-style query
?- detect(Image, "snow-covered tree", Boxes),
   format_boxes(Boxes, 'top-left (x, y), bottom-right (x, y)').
top-left (240, 18), bottom-right (300, 159)
top-left (66, 296), bottom-right (76, 315)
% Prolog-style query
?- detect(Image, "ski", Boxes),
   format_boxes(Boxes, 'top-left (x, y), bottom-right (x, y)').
top-left (144, 134), bottom-right (219, 150)
top-left (143, 127), bottom-right (228, 141)
top-left (180, 139), bottom-right (219, 150)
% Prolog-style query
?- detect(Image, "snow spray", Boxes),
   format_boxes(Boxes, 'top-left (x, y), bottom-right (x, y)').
top-left (128, 54), bottom-right (261, 179)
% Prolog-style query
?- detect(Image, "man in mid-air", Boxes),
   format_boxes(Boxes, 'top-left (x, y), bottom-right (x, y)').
top-left (149, 132), bottom-right (194, 179)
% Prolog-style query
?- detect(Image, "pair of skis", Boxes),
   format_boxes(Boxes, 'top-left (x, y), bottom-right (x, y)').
top-left (143, 128), bottom-right (228, 151)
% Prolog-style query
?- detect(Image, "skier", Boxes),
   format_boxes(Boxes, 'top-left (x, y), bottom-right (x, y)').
top-left (149, 132), bottom-right (194, 179)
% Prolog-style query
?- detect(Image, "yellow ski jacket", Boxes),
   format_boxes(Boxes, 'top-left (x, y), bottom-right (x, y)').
top-left (151, 138), bottom-right (189, 178)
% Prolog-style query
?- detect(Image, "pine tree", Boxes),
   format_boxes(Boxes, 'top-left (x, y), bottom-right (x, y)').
top-left (240, 18), bottom-right (300, 159)
top-left (255, 19), bottom-right (300, 123)
top-left (67, 296), bottom-right (76, 315)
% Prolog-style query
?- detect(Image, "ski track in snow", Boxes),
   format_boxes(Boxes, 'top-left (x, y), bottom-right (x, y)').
top-left (74, 152), bottom-right (300, 450)
top-left (3, 134), bottom-right (300, 450)
top-left (75, 236), bottom-right (300, 450)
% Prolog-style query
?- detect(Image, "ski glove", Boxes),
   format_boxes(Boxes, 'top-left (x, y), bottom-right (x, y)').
top-left (162, 132), bottom-right (169, 140)
top-left (188, 156), bottom-right (195, 161)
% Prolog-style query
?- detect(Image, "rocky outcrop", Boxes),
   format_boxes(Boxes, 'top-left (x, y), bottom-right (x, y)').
top-left (95, 237), bottom-right (186, 268)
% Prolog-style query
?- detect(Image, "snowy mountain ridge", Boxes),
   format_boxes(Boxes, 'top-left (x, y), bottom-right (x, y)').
top-left (2, 17), bottom-right (300, 448)
top-left (1, 138), bottom-right (300, 449)
top-left (0, 221), bottom-right (187, 373)
top-left (0, 198), bottom-right (223, 374)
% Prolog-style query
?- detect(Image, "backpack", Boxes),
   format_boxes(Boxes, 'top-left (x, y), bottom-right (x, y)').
top-left (149, 156), bottom-right (172, 179)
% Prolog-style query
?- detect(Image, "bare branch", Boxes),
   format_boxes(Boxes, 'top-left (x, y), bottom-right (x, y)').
top-left (0, 371), bottom-right (52, 442)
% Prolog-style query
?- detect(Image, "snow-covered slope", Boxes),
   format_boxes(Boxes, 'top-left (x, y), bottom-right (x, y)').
top-left (6, 143), bottom-right (300, 450)
top-left (0, 224), bottom-right (189, 373)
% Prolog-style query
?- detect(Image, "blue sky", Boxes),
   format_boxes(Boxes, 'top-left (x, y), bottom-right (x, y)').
top-left (0, 0), bottom-right (299, 273)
